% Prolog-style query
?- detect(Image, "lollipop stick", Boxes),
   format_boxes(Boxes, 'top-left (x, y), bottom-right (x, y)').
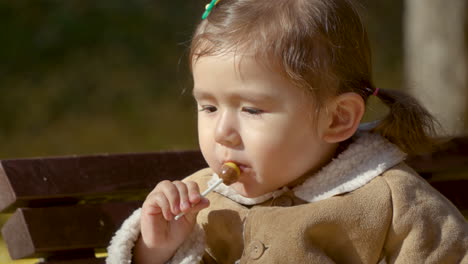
top-left (174, 178), bottom-right (223, 220)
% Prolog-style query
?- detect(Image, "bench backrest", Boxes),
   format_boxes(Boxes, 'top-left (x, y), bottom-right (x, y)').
top-left (0, 151), bottom-right (207, 263)
top-left (1, 138), bottom-right (467, 263)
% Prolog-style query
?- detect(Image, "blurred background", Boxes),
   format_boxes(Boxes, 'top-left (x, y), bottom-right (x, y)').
top-left (0, 0), bottom-right (466, 263)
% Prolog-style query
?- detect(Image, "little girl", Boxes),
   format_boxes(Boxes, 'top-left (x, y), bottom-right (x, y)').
top-left (107, 0), bottom-right (468, 263)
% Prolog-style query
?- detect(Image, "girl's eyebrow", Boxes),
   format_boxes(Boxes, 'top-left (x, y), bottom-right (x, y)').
top-left (192, 88), bottom-right (212, 99)
top-left (193, 88), bottom-right (275, 103)
top-left (238, 93), bottom-right (276, 104)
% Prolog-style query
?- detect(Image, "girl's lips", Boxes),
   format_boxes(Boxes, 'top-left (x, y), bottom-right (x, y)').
top-left (238, 164), bottom-right (250, 173)
top-left (222, 161), bottom-right (250, 173)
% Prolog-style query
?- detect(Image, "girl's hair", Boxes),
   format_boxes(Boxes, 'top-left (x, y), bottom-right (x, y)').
top-left (189, 0), bottom-right (438, 154)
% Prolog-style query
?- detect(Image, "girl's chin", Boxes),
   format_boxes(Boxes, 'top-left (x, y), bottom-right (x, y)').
top-left (230, 182), bottom-right (267, 198)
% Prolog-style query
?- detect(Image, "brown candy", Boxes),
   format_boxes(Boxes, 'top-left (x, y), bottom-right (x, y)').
top-left (220, 162), bottom-right (240, 185)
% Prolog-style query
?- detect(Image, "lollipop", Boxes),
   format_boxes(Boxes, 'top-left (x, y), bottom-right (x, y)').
top-left (219, 162), bottom-right (240, 185)
top-left (174, 162), bottom-right (240, 220)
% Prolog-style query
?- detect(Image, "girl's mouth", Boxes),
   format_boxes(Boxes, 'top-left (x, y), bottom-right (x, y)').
top-left (238, 164), bottom-right (250, 173)
top-left (223, 161), bottom-right (250, 174)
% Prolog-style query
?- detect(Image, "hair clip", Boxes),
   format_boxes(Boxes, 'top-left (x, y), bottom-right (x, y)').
top-left (372, 87), bottom-right (380, 96)
top-left (365, 87), bottom-right (379, 97)
top-left (202, 0), bottom-right (221, 20)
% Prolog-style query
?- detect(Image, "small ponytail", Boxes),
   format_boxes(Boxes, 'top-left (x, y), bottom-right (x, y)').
top-left (369, 88), bottom-right (440, 155)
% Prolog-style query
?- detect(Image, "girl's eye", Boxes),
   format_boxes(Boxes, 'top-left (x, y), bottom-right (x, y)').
top-left (242, 107), bottom-right (264, 115)
top-left (199, 105), bottom-right (217, 113)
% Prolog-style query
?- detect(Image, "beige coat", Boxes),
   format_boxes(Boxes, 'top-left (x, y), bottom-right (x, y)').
top-left (106, 133), bottom-right (468, 264)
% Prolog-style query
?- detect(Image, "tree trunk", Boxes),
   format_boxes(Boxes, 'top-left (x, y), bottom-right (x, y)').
top-left (404, 0), bottom-right (467, 136)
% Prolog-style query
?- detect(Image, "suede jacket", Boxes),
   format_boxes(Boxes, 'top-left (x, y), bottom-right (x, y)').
top-left (106, 133), bottom-right (468, 264)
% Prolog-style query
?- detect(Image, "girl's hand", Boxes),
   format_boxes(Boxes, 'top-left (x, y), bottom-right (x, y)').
top-left (134, 180), bottom-right (210, 264)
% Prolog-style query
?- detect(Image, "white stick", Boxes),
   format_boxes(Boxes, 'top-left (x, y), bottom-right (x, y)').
top-left (174, 178), bottom-right (223, 220)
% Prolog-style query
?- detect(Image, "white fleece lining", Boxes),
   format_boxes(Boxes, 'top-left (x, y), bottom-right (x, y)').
top-left (106, 208), bottom-right (206, 264)
top-left (106, 208), bottom-right (141, 264)
top-left (214, 133), bottom-right (406, 205)
top-left (169, 224), bottom-right (205, 264)
top-left (294, 132), bottom-right (406, 202)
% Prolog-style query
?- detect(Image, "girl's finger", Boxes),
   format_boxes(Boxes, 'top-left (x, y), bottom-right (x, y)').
top-left (144, 191), bottom-right (173, 221)
top-left (158, 181), bottom-right (182, 215)
top-left (185, 181), bottom-right (202, 204)
top-left (173, 181), bottom-right (190, 212)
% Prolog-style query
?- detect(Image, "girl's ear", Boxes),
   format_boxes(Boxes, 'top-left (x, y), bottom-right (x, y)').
top-left (321, 93), bottom-right (365, 143)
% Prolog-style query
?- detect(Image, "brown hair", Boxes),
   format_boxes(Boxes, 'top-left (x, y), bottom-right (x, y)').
top-left (189, 0), bottom-right (438, 154)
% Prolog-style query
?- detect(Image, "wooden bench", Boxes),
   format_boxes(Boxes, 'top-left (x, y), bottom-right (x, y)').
top-left (1, 138), bottom-right (467, 264)
top-left (0, 151), bottom-right (208, 264)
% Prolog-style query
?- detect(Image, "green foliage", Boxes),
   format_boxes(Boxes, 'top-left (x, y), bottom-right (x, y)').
top-left (0, 0), bottom-right (196, 72)
top-left (361, 0), bottom-right (404, 89)
top-left (0, 0), bottom-right (205, 158)
top-left (0, 0), bottom-right (404, 158)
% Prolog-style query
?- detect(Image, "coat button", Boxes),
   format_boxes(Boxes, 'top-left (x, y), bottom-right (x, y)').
top-left (272, 195), bottom-right (293, 207)
top-left (248, 240), bottom-right (265, 260)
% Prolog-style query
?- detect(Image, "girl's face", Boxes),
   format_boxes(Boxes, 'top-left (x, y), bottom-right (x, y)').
top-left (193, 54), bottom-right (336, 198)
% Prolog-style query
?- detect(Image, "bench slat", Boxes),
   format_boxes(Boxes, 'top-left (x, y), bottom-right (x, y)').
top-left (1, 201), bottom-right (141, 259)
top-left (0, 151), bottom-right (206, 212)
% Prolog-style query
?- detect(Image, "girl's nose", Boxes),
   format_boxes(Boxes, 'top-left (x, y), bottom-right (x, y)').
top-left (214, 111), bottom-right (241, 147)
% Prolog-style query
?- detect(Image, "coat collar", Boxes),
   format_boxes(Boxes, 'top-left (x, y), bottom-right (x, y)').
top-left (208, 132), bottom-right (407, 205)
